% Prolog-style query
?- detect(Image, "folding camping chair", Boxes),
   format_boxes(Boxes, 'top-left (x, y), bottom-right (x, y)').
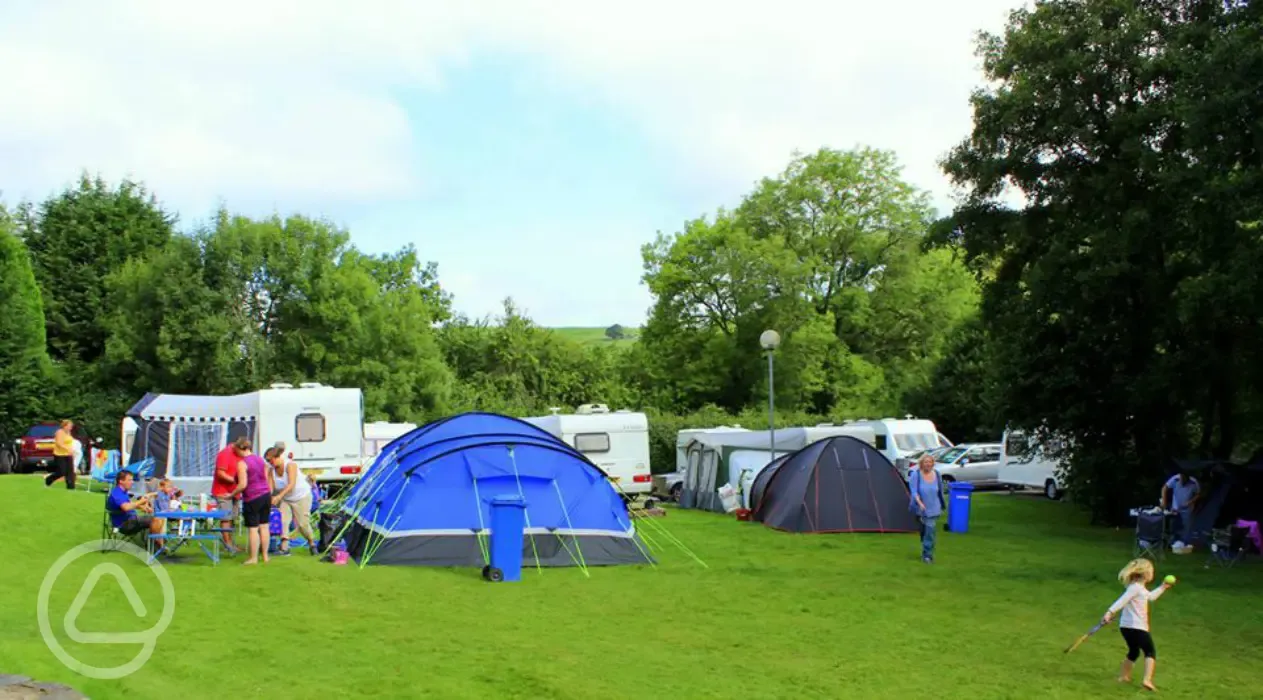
top-left (122, 457), bottom-right (156, 482)
top-left (100, 499), bottom-right (145, 552)
top-left (1206, 526), bottom-right (1250, 568)
top-left (1134, 509), bottom-right (1168, 561)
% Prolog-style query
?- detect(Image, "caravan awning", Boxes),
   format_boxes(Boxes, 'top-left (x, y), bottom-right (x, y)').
top-left (125, 392), bottom-right (258, 422)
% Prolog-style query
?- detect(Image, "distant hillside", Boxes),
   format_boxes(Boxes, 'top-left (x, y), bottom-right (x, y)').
top-left (551, 326), bottom-right (640, 348)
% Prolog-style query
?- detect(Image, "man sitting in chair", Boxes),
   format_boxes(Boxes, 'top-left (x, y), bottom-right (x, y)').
top-left (107, 471), bottom-right (164, 537)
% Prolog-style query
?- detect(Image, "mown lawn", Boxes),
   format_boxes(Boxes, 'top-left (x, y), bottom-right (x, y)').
top-left (2, 476), bottom-right (1261, 699)
top-left (550, 326), bottom-right (638, 348)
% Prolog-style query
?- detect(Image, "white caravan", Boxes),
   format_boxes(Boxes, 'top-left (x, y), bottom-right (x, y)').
top-left (523, 404), bottom-right (653, 500)
top-left (998, 428), bottom-right (1067, 499)
top-left (845, 418), bottom-right (951, 464)
top-left (363, 421), bottom-right (418, 463)
top-left (122, 382), bottom-right (365, 495)
top-left (676, 425), bottom-right (748, 471)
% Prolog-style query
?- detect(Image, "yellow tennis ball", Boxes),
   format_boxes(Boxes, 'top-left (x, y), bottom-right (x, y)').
top-left (1164, 575), bottom-right (1176, 584)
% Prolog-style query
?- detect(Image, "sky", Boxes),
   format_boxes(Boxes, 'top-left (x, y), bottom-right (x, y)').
top-left (0, 0), bottom-right (1023, 327)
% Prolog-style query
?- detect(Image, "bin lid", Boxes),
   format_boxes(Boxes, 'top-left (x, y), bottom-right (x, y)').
top-left (948, 481), bottom-right (975, 491)
top-left (490, 494), bottom-right (528, 507)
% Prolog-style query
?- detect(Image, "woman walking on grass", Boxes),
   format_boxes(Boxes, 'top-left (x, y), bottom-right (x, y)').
top-left (908, 453), bottom-right (945, 564)
top-left (1103, 558), bottom-right (1174, 692)
top-left (236, 441), bottom-right (275, 565)
top-left (44, 420), bottom-right (77, 490)
top-left (267, 446), bottom-right (318, 556)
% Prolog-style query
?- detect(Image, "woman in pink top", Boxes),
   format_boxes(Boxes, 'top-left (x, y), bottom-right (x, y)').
top-left (235, 440), bottom-right (276, 565)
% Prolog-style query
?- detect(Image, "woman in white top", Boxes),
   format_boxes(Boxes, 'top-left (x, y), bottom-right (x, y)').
top-left (266, 447), bottom-right (317, 555)
top-left (1102, 558), bottom-right (1175, 691)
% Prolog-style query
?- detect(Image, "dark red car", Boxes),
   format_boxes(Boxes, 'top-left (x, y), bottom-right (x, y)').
top-left (1, 422), bottom-right (98, 475)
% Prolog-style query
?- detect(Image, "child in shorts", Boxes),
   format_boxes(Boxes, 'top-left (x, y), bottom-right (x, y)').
top-left (1102, 558), bottom-right (1174, 691)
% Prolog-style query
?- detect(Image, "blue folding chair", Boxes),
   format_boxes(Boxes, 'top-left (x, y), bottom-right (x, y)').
top-left (122, 457), bottom-right (156, 487)
top-left (87, 450), bottom-right (123, 491)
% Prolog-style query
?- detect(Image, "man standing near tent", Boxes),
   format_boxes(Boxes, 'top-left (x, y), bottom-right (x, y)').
top-left (1162, 469), bottom-right (1200, 546)
top-left (213, 438), bottom-right (246, 555)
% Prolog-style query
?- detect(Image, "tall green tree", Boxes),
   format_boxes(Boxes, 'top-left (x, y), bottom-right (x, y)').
top-left (18, 175), bottom-right (175, 363)
top-left (0, 206), bottom-right (51, 440)
top-left (939, 0), bottom-right (1263, 521)
top-left (105, 211), bottom-right (455, 422)
top-left (637, 212), bottom-right (818, 412)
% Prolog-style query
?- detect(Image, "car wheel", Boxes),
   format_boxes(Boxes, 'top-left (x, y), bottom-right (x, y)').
top-left (942, 475), bottom-right (955, 483)
top-left (669, 483), bottom-right (682, 503)
top-left (1044, 480), bottom-right (1061, 500)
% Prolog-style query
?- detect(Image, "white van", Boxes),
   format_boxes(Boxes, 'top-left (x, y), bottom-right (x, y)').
top-left (845, 418), bottom-right (951, 464)
top-left (523, 404), bottom-right (652, 501)
top-left (122, 382), bottom-right (365, 495)
top-left (363, 421), bottom-right (418, 464)
top-left (998, 428), bottom-right (1067, 499)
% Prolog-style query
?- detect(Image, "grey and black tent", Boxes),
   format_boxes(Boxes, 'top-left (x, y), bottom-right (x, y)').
top-left (750, 435), bottom-right (918, 533)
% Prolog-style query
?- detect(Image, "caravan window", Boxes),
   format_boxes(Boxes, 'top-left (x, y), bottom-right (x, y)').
top-left (874, 435), bottom-right (888, 451)
top-left (296, 413), bottom-right (326, 443)
top-left (574, 433), bottom-right (611, 454)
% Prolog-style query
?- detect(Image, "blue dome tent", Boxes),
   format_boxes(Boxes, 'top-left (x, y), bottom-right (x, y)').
top-left (339, 412), bottom-right (654, 569)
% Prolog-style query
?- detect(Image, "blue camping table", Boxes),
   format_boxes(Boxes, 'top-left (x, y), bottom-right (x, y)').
top-left (149, 510), bottom-right (229, 565)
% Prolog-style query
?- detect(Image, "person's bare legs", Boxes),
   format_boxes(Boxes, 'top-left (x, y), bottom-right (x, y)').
top-left (244, 527), bottom-right (260, 565)
top-left (260, 524), bottom-right (271, 563)
top-left (220, 519), bottom-right (235, 550)
top-left (1142, 658), bottom-right (1156, 691)
top-left (149, 517), bottom-right (165, 536)
top-left (1118, 659), bottom-right (1134, 682)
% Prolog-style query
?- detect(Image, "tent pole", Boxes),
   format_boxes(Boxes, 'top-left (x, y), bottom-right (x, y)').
top-left (551, 481), bottom-right (590, 577)
top-left (469, 472), bottom-right (491, 566)
top-left (360, 477), bottom-right (411, 568)
top-left (325, 454), bottom-right (401, 557)
top-left (506, 447), bottom-right (544, 574)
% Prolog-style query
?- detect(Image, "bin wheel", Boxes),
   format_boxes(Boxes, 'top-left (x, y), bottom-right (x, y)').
top-left (487, 567), bottom-right (504, 582)
top-left (481, 565), bottom-right (491, 580)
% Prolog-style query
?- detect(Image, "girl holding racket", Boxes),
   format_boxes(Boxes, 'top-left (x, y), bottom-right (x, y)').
top-left (1102, 558), bottom-right (1174, 691)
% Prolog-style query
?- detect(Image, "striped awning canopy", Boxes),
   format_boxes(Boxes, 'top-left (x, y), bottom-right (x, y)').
top-left (125, 392), bottom-right (258, 422)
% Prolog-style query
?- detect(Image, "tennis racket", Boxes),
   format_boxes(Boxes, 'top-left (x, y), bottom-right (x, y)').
top-left (1064, 620), bottom-right (1107, 653)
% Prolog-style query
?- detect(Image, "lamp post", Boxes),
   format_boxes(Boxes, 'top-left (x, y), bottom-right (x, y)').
top-left (760, 329), bottom-right (781, 460)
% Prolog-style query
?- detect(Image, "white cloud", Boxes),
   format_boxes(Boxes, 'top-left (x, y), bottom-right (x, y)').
top-left (1, 0), bottom-right (1019, 205)
top-left (0, 0), bottom-right (1022, 322)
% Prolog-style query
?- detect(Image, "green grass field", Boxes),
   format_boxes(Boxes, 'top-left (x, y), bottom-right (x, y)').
top-left (550, 326), bottom-right (638, 348)
top-left (3, 477), bottom-right (1262, 699)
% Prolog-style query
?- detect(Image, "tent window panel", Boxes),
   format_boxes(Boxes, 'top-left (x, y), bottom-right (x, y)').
top-left (171, 424), bottom-right (225, 478)
top-left (573, 433), bottom-right (610, 454)
top-left (296, 413), bottom-right (326, 443)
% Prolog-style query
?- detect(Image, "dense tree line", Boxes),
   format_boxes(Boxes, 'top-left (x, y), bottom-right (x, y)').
top-left (2, 0), bottom-right (1261, 524)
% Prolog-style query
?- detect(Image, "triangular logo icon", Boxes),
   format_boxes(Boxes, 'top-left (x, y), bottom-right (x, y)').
top-left (63, 563), bottom-right (149, 644)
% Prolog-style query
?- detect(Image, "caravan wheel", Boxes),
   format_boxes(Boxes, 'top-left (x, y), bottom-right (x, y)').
top-left (0, 448), bottom-right (13, 475)
top-left (1044, 480), bottom-right (1061, 500)
top-left (669, 483), bottom-right (682, 502)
